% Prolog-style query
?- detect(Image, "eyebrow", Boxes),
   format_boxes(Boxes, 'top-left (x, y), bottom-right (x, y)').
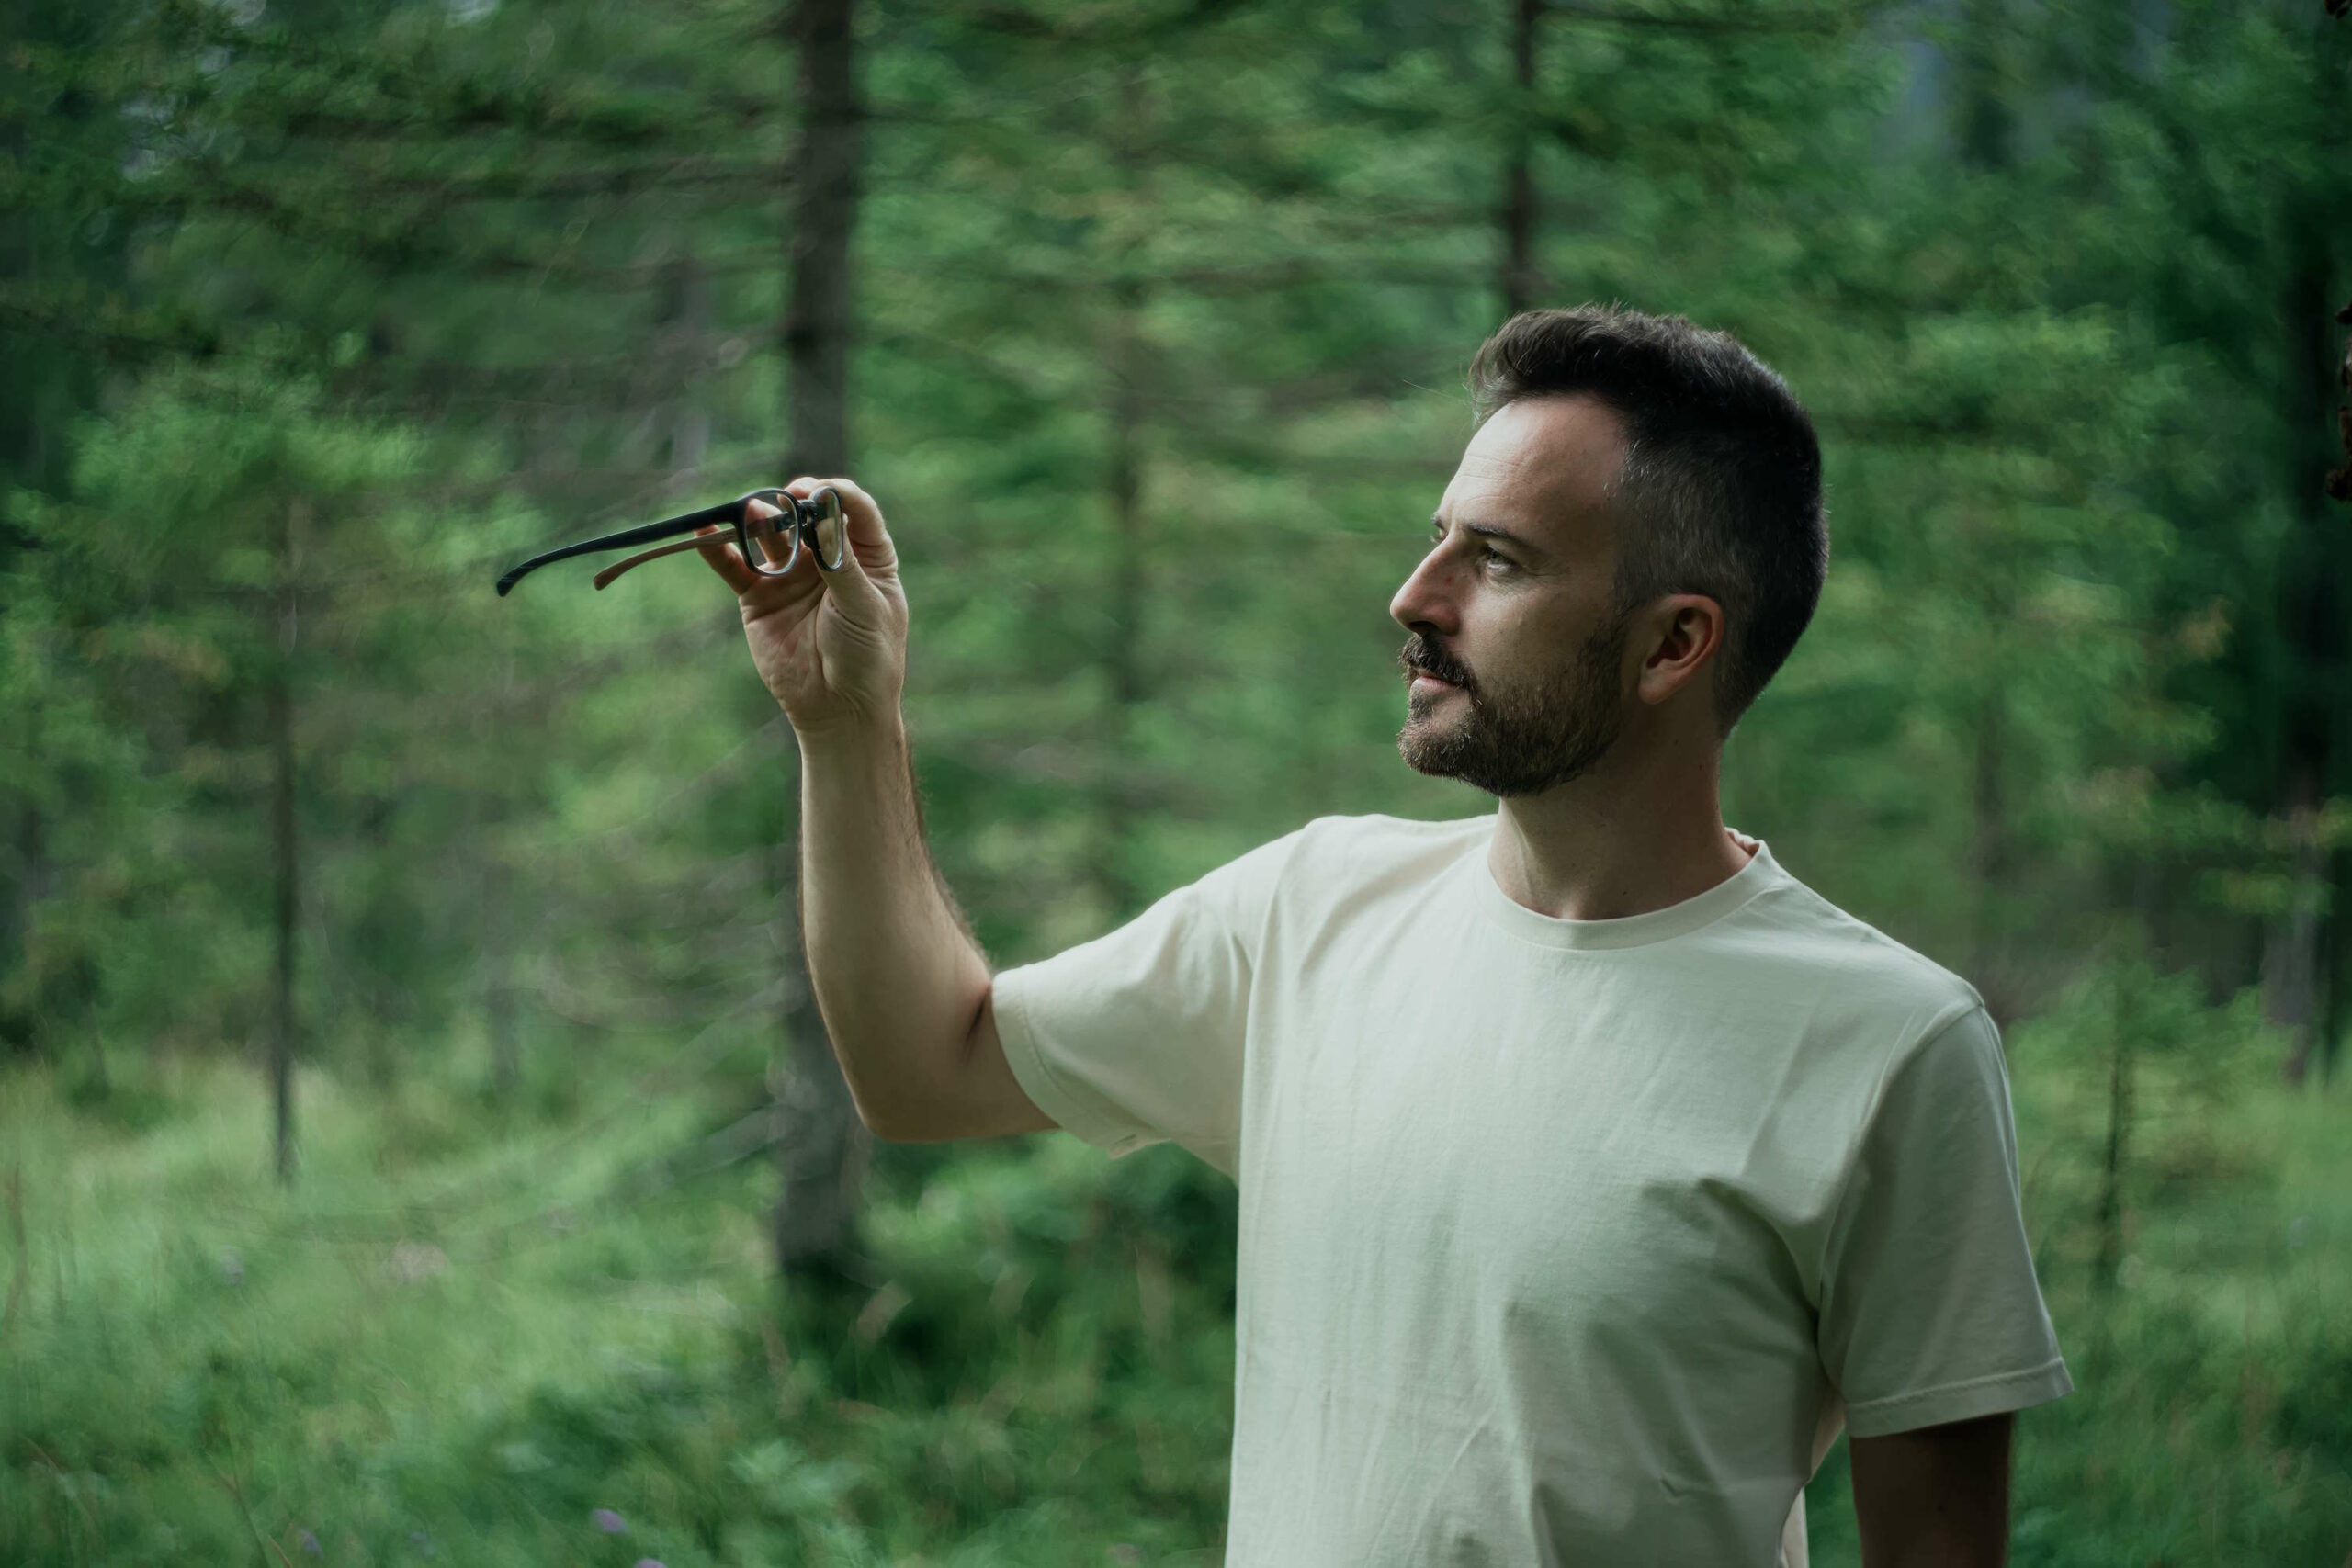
top-left (1430, 512), bottom-right (1546, 559)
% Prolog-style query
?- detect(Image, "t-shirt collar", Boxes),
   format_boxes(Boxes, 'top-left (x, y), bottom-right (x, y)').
top-left (1469, 823), bottom-right (1783, 952)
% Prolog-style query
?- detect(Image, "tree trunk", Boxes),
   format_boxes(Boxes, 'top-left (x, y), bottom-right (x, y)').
top-left (1092, 65), bottom-right (1152, 922)
top-left (486, 863), bottom-right (518, 1100)
top-left (2322, 840), bottom-right (2349, 1083)
top-left (773, 0), bottom-right (869, 1280)
top-left (485, 636), bottom-right (519, 1102)
top-left (1952, 5), bottom-right (2024, 1026)
top-left (2093, 948), bottom-right (2132, 1294)
top-left (770, 833), bottom-right (867, 1269)
top-left (662, 243), bottom-right (713, 481)
top-left (784, 0), bottom-right (858, 479)
top-left (1, 777), bottom-right (40, 1054)
top-left (1956, 0), bottom-right (2016, 171)
top-left (1098, 286), bottom-right (1148, 920)
top-left (1498, 0), bottom-right (1541, 319)
top-left (1967, 685), bottom-right (2012, 1024)
top-left (2267, 234), bottom-right (2345, 1086)
top-left (1, 641), bottom-right (70, 1055)
top-left (2268, 755), bottom-right (2327, 1084)
top-left (270, 502), bottom-right (304, 1185)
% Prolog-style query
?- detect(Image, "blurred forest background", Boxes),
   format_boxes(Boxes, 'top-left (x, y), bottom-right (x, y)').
top-left (4, 0), bottom-right (2351, 1562)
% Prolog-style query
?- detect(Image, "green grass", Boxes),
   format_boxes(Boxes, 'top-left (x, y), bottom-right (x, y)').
top-left (3, 999), bottom-right (2348, 1565)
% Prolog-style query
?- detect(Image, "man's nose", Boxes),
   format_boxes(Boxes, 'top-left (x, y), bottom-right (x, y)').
top-left (1390, 549), bottom-right (1460, 636)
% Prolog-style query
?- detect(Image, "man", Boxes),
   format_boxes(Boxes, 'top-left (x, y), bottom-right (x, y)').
top-left (696, 304), bottom-right (2074, 1566)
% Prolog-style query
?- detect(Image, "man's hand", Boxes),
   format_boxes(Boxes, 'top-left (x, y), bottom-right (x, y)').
top-left (1849, 1410), bottom-right (2013, 1566)
top-left (695, 475), bottom-right (908, 739)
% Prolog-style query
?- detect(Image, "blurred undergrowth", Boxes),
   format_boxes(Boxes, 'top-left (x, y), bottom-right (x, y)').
top-left (5, 950), bottom-right (2349, 1565)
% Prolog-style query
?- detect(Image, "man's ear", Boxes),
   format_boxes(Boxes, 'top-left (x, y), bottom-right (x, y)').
top-left (1634, 593), bottom-right (1724, 706)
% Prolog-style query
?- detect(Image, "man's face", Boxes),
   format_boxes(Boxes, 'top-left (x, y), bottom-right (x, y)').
top-left (1390, 394), bottom-right (1637, 797)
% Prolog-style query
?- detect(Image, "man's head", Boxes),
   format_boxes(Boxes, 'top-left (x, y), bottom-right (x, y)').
top-left (1391, 304), bottom-right (1826, 796)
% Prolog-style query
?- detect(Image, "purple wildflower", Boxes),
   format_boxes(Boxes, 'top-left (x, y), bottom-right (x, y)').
top-left (297, 1528), bottom-right (322, 1555)
top-left (592, 1507), bottom-right (628, 1534)
top-left (633, 1560), bottom-right (666, 1568)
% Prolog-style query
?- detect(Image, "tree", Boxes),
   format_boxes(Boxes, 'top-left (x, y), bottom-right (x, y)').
top-left (17, 365), bottom-right (433, 1174)
top-left (773, 0), bottom-right (873, 1281)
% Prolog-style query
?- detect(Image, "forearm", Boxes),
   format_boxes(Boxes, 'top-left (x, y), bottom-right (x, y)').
top-left (1851, 1416), bottom-right (2012, 1568)
top-left (796, 714), bottom-right (989, 1135)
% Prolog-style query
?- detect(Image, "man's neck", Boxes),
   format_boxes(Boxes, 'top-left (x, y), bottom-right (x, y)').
top-left (1486, 742), bottom-right (1751, 923)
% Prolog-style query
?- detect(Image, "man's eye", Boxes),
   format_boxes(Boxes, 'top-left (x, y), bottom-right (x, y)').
top-left (1429, 530), bottom-right (1515, 573)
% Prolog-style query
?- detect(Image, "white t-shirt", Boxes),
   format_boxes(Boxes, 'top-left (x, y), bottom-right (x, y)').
top-left (990, 812), bottom-right (2073, 1567)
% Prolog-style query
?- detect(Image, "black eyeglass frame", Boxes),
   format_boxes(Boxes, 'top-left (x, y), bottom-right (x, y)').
top-left (493, 486), bottom-right (849, 596)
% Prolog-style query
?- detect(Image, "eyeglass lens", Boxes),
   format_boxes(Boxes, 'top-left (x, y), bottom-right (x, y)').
top-left (812, 490), bottom-right (846, 570)
top-left (741, 502), bottom-right (796, 577)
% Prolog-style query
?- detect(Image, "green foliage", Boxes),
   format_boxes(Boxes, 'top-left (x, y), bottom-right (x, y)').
top-left (6, 1021), bottom-right (2350, 1564)
top-left (0, 1050), bottom-right (1247, 1564)
top-left (4, 0), bottom-right (2350, 1559)
top-left (7, 0), bottom-right (2344, 1067)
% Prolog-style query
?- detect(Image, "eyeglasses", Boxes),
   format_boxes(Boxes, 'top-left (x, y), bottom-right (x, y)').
top-left (493, 486), bottom-right (849, 597)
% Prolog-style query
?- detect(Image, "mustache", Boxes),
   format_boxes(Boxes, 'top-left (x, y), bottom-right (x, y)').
top-left (1398, 637), bottom-right (1475, 692)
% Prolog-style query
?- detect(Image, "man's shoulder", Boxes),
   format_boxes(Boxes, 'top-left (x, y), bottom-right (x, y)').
top-left (1744, 860), bottom-right (1988, 1041)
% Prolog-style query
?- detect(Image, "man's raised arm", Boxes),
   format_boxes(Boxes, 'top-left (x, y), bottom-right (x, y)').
top-left (698, 476), bottom-right (1053, 1144)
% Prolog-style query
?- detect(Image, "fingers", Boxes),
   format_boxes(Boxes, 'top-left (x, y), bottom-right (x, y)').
top-left (695, 521), bottom-right (760, 595)
top-left (804, 479), bottom-right (899, 625)
top-left (814, 477), bottom-right (894, 569)
top-left (782, 477), bottom-right (894, 570)
top-left (769, 474), bottom-right (883, 597)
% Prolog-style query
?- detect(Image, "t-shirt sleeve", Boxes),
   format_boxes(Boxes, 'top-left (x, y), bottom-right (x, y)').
top-left (988, 827), bottom-right (1304, 1179)
top-left (1815, 1002), bottom-right (2075, 1438)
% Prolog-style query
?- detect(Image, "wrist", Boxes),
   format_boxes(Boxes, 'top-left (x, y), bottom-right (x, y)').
top-left (793, 706), bottom-right (906, 763)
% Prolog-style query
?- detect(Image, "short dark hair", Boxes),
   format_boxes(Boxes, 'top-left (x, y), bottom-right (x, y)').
top-left (1465, 304), bottom-right (1827, 741)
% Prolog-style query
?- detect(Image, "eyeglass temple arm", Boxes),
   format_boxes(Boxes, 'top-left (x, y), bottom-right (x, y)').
top-left (591, 531), bottom-right (744, 591)
top-left (494, 498), bottom-right (749, 596)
